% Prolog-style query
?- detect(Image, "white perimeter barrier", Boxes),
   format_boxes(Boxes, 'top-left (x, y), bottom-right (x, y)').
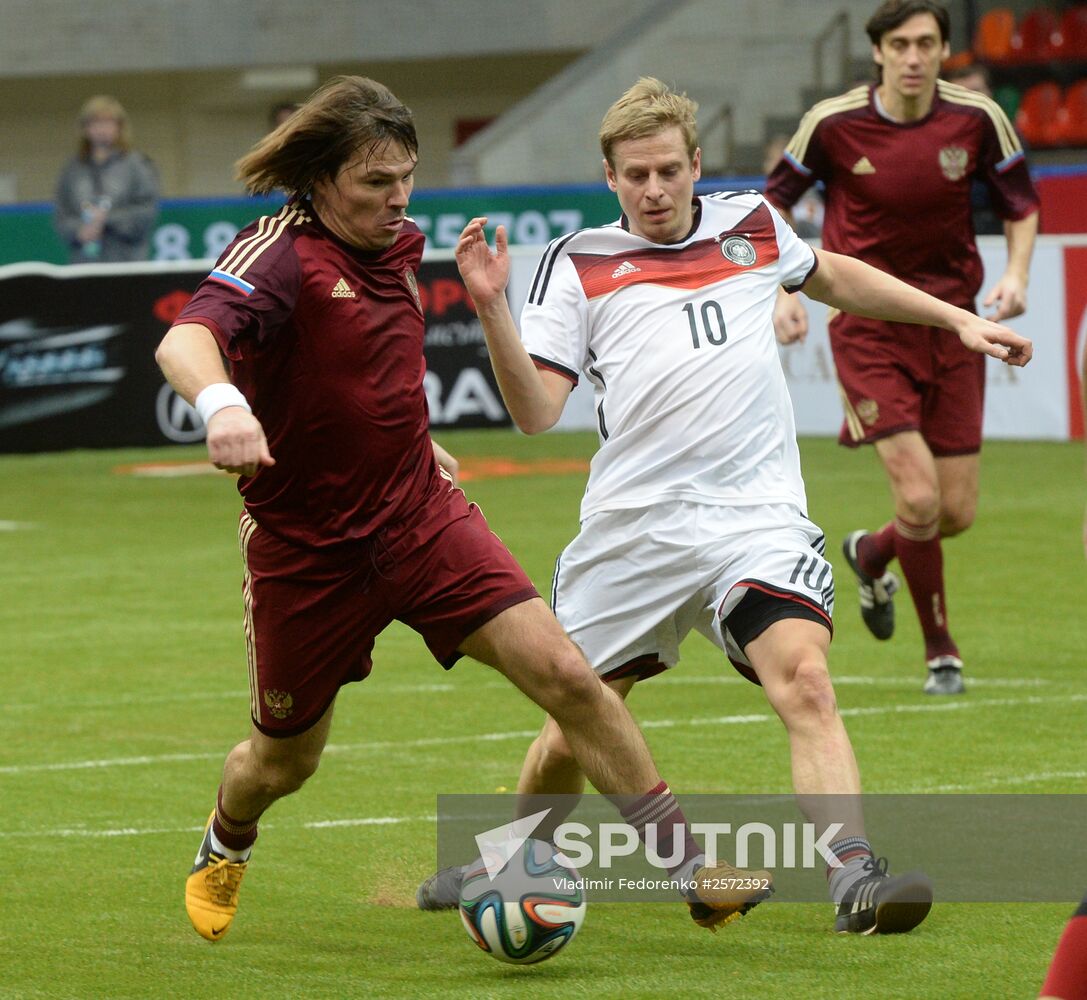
top-left (505, 236), bottom-right (1087, 441)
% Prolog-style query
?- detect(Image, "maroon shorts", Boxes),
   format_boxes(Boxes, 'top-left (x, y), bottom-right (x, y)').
top-left (829, 312), bottom-right (986, 457)
top-left (238, 485), bottom-right (538, 736)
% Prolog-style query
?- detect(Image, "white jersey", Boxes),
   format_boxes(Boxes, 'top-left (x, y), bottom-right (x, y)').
top-left (520, 191), bottom-right (818, 522)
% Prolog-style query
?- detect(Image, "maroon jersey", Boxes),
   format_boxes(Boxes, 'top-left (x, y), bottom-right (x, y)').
top-left (177, 201), bottom-right (436, 548)
top-left (765, 81), bottom-right (1039, 307)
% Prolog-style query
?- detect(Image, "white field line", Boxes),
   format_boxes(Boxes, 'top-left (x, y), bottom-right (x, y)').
top-left (0, 815), bottom-right (437, 840)
top-left (4, 693), bottom-right (1086, 778)
top-left (5, 674), bottom-right (1049, 713)
top-left (2, 767), bottom-right (1085, 842)
top-left (8, 682), bottom-right (457, 712)
top-left (0, 520), bottom-right (35, 531)
top-left (908, 770), bottom-right (1087, 793)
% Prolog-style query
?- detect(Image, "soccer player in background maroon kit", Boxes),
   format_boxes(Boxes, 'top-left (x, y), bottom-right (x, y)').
top-left (155, 75), bottom-right (759, 943)
top-left (766, 0), bottom-right (1040, 695)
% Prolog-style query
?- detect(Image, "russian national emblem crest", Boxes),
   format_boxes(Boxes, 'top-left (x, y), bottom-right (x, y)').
top-left (857, 399), bottom-right (880, 427)
top-left (263, 689), bottom-right (294, 720)
top-left (939, 146), bottom-right (969, 182)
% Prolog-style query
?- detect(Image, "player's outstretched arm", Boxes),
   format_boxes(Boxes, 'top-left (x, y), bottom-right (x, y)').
top-left (983, 211), bottom-right (1038, 321)
top-left (454, 218), bottom-right (571, 434)
top-left (155, 322), bottom-right (275, 476)
top-left (804, 249), bottom-right (1032, 367)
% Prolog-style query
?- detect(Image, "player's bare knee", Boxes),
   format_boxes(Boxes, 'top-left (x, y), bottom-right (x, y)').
top-left (538, 718), bottom-right (577, 769)
top-left (897, 482), bottom-right (940, 524)
top-left (940, 503), bottom-right (975, 537)
top-left (254, 749), bottom-right (322, 799)
top-left (783, 658), bottom-right (839, 723)
top-left (535, 644), bottom-right (603, 717)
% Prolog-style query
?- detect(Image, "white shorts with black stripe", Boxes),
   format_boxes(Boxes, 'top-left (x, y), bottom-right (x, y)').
top-left (551, 501), bottom-right (834, 683)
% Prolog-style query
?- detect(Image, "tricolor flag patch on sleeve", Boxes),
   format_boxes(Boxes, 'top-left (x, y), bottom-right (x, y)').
top-left (209, 269), bottom-right (256, 296)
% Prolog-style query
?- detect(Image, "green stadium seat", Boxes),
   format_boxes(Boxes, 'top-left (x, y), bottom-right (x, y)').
top-left (994, 84), bottom-right (1021, 123)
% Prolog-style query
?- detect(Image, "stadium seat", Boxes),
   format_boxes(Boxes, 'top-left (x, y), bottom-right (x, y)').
top-left (1060, 5), bottom-right (1087, 60)
top-left (1011, 6), bottom-right (1062, 62)
top-left (994, 84), bottom-right (1022, 122)
top-left (1016, 81), bottom-right (1064, 146)
top-left (943, 50), bottom-right (976, 73)
top-left (974, 7), bottom-right (1016, 62)
top-left (1060, 79), bottom-right (1087, 145)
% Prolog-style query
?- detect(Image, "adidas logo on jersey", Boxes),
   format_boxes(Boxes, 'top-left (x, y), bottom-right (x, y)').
top-left (611, 260), bottom-right (641, 279)
top-left (331, 277), bottom-right (356, 298)
top-left (851, 157), bottom-right (876, 175)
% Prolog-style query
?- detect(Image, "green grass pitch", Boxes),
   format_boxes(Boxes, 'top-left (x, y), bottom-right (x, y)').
top-left (1, 431), bottom-right (1084, 999)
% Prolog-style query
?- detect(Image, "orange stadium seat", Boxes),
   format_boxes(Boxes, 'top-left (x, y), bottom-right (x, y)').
top-left (974, 7), bottom-right (1016, 62)
top-left (1060, 79), bottom-right (1087, 145)
top-left (1011, 6), bottom-right (1063, 62)
top-left (1016, 81), bottom-right (1064, 146)
top-left (942, 50), bottom-right (976, 73)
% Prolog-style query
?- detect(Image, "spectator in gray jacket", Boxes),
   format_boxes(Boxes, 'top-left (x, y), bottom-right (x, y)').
top-left (54, 95), bottom-right (160, 263)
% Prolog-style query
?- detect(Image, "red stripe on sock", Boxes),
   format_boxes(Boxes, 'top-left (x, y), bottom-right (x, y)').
top-left (614, 783), bottom-right (702, 876)
top-left (213, 787), bottom-right (259, 852)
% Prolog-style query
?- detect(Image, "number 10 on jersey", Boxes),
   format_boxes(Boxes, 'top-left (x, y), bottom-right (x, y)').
top-left (683, 300), bottom-right (728, 349)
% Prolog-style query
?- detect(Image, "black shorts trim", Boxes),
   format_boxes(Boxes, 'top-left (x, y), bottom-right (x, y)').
top-left (726, 584), bottom-right (832, 651)
top-left (600, 653), bottom-right (667, 683)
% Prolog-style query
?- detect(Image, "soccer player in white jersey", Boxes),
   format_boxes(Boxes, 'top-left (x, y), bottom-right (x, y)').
top-left (417, 78), bottom-right (1032, 934)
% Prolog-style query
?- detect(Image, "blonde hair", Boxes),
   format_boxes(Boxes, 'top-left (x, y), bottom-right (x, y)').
top-left (78, 95), bottom-right (131, 157)
top-left (235, 75), bottom-right (417, 197)
top-left (599, 77), bottom-right (699, 167)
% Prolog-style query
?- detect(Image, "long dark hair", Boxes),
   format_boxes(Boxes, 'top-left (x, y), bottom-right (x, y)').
top-left (236, 76), bottom-right (417, 196)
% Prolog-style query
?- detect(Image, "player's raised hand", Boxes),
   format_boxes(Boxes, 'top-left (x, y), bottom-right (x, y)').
top-left (955, 315), bottom-right (1033, 367)
top-left (205, 407), bottom-right (275, 476)
top-left (455, 217), bottom-right (509, 308)
top-left (982, 271), bottom-right (1028, 321)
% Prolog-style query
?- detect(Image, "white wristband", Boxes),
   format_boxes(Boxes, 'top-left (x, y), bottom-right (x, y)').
top-left (195, 383), bottom-right (251, 426)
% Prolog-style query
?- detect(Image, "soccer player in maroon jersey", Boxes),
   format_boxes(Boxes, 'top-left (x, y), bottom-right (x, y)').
top-left (155, 75), bottom-right (766, 943)
top-left (766, 0), bottom-right (1040, 695)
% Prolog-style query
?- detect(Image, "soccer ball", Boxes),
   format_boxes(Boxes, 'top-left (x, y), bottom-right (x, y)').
top-left (458, 838), bottom-right (586, 964)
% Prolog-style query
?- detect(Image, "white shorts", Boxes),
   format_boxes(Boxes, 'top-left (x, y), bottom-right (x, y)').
top-left (551, 501), bottom-right (834, 683)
